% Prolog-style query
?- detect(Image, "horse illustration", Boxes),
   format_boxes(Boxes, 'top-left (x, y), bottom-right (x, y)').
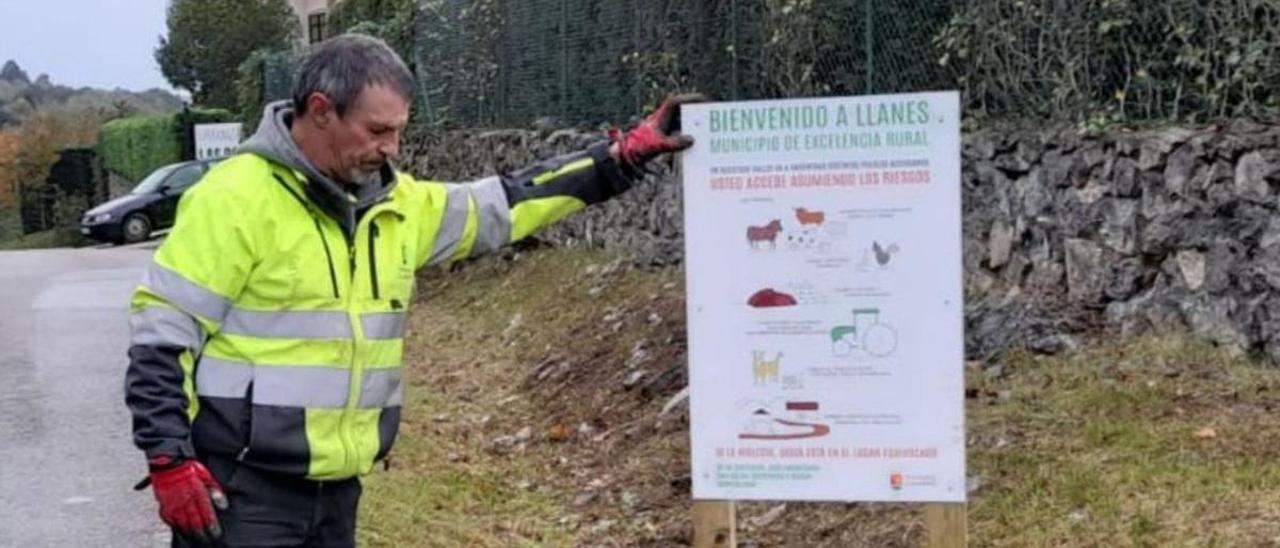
top-left (747, 220), bottom-right (783, 249)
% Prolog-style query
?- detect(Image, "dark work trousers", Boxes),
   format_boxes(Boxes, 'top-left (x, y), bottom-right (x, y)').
top-left (171, 455), bottom-right (362, 548)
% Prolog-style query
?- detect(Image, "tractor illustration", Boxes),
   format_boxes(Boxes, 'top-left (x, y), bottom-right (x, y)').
top-left (830, 308), bottom-right (898, 357)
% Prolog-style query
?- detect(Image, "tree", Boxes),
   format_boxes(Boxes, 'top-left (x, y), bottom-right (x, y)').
top-left (14, 106), bottom-right (108, 188)
top-left (156, 0), bottom-right (299, 110)
top-left (330, 0), bottom-right (416, 57)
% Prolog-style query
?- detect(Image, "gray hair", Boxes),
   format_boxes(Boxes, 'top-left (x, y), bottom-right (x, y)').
top-left (292, 34), bottom-right (415, 116)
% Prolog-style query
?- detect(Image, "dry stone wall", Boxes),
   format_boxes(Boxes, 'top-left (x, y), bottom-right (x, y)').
top-left (401, 120), bottom-right (1280, 361)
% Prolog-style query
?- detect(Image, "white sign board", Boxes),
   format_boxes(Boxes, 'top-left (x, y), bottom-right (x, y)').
top-left (682, 92), bottom-right (964, 502)
top-left (195, 123), bottom-right (243, 160)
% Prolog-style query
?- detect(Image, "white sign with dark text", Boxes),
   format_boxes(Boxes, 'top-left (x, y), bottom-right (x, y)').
top-left (195, 123), bottom-right (242, 160)
top-left (683, 92), bottom-right (965, 502)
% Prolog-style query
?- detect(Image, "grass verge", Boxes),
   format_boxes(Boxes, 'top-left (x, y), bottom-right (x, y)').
top-left (360, 245), bottom-right (1280, 547)
top-left (0, 227), bottom-right (89, 250)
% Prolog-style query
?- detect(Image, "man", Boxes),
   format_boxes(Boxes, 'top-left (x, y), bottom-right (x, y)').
top-left (124, 34), bottom-right (700, 547)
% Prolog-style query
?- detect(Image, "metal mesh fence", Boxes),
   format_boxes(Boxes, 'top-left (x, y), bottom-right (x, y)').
top-left (413, 0), bottom-right (962, 128)
top-left (262, 51), bottom-right (303, 106)
top-left (266, 0), bottom-right (1280, 128)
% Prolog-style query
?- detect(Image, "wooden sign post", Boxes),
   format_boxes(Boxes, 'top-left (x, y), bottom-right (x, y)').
top-left (692, 500), bottom-right (736, 548)
top-left (925, 502), bottom-right (968, 547)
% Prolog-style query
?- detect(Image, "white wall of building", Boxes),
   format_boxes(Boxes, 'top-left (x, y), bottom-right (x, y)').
top-left (289, 0), bottom-right (332, 48)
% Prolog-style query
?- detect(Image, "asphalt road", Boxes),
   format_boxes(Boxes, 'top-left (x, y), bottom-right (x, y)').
top-left (0, 243), bottom-right (169, 547)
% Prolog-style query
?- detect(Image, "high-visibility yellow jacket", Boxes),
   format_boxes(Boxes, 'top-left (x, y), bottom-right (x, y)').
top-left (125, 120), bottom-right (633, 480)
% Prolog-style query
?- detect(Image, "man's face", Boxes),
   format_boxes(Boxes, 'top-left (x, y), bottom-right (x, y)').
top-left (315, 84), bottom-right (410, 184)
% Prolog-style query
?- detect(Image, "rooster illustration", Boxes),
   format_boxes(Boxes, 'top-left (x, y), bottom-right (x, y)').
top-left (872, 242), bottom-right (900, 266)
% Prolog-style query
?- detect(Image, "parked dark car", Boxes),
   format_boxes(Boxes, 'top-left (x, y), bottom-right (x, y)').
top-left (81, 158), bottom-right (220, 245)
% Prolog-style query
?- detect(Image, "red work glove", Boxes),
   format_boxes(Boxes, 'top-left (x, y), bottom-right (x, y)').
top-left (143, 456), bottom-right (228, 543)
top-left (610, 93), bottom-right (708, 172)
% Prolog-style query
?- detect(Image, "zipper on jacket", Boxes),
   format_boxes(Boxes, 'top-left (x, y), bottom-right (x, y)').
top-left (313, 218), bottom-right (341, 299)
top-left (369, 223), bottom-right (381, 300)
top-left (341, 230), bottom-right (358, 476)
top-left (274, 171), bottom-right (361, 475)
top-left (338, 205), bottom-right (398, 476)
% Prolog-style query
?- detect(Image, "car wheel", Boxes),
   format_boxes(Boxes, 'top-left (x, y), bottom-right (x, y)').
top-left (121, 214), bottom-right (152, 244)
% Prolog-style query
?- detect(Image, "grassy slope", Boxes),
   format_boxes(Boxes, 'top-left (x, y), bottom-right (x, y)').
top-left (359, 246), bottom-right (1280, 547)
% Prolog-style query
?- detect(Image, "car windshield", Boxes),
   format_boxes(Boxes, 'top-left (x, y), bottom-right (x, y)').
top-left (130, 164), bottom-right (181, 195)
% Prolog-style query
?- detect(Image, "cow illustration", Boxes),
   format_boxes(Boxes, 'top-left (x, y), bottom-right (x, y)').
top-left (794, 208), bottom-right (825, 227)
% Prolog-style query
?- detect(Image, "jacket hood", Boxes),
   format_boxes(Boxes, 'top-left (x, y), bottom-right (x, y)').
top-left (237, 100), bottom-right (397, 237)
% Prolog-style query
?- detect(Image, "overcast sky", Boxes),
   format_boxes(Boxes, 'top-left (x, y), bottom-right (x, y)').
top-left (0, 0), bottom-right (173, 91)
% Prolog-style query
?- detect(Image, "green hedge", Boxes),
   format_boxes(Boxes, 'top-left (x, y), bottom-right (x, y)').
top-left (236, 49), bottom-right (271, 133)
top-left (100, 116), bottom-right (180, 183)
top-left (99, 108), bottom-right (235, 183)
